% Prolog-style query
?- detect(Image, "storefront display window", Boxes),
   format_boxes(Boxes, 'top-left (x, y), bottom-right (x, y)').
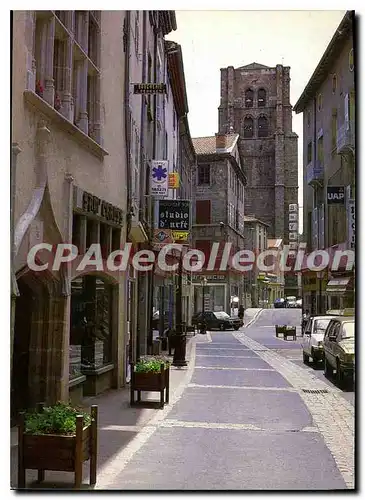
top-left (69, 275), bottom-right (113, 379)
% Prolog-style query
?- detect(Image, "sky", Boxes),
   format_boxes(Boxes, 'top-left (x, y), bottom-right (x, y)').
top-left (166, 10), bottom-right (347, 233)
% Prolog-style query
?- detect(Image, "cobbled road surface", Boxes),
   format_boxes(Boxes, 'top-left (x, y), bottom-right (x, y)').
top-left (97, 308), bottom-right (354, 490)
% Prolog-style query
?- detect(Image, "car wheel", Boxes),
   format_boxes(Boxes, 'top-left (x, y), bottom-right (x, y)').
top-left (234, 326), bottom-right (239, 331)
top-left (220, 323), bottom-right (225, 331)
top-left (302, 351), bottom-right (309, 364)
top-left (324, 357), bottom-right (333, 377)
top-left (336, 358), bottom-right (344, 387)
top-left (311, 349), bottom-right (318, 367)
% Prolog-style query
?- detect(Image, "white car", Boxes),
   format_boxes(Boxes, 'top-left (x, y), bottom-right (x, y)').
top-left (302, 315), bottom-right (336, 365)
top-left (286, 296), bottom-right (297, 308)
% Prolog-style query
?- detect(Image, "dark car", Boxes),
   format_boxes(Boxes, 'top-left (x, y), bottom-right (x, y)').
top-left (192, 311), bottom-right (243, 331)
top-left (274, 298), bottom-right (286, 309)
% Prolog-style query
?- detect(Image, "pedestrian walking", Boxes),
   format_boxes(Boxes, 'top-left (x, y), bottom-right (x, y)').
top-left (238, 305), bottom-right (244, 320)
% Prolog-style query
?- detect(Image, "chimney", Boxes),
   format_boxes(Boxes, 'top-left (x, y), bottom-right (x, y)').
top-left (215, 133), bottom-right (227, 150)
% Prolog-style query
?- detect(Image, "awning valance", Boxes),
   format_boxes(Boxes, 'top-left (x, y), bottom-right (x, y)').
top-left (326, 277), bottom-right (353, 295)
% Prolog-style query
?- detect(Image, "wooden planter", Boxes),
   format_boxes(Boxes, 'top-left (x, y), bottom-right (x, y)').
top-left (275, 325), bottom-right (287, 336)
top-left (17, 404), bottom-right (98, 489)
top-left (275, 325), bottom-right (297, 340)
top-left (130, 363), bottom-right (169, 409)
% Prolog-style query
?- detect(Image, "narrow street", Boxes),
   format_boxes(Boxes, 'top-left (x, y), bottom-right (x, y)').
top-left (95, 309), bottom-right (354, 490)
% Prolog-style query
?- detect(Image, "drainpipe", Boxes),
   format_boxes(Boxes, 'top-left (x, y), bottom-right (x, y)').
top-left (147, 16), bottom-right (158, 352)
top-left (123, 11), bottom-right (135, 368)
top-left (313, 96), bottom-right (322, 314)
top-left (11, 144), bottom-right (21, 381)
top-left (124, 11), bottom-right (132, 235)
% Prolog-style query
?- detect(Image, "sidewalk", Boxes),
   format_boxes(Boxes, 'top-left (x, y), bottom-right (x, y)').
top-left (10, 335), bottom-right (197, 489)
top-left (244, 308), bottom-right (262, 326)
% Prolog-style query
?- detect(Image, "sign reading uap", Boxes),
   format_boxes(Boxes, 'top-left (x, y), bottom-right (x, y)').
top-left (150, 160), bottom-right (168, 196)
top-left (327, 186), bottom-right (345, 204)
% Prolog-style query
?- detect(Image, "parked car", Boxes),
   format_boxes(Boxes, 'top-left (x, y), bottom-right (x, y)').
top-left (286, 296), bottom-right (297, 308)
top-left (192, 311), bottom-right (243, 331)
top-left (274, 298), bottom-right (286, 309)
top-left (323, 316), bottom-right (355, 384)
top-left (301, 315), bottom-right (337, 365)
top-left (296, 298), bottom-right (302, 309)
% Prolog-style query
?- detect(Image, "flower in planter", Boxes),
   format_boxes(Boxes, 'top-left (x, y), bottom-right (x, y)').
top-left (35, 81), bottom-right (44, 97)
top-left (135, 355), bottom-right (170, 373)
top-left (24, 401), bottom-right (92, 436)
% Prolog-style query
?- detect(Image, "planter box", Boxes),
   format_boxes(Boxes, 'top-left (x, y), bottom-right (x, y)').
top-left (275, 325), bottom-right (297, 340)
top-left (130, 364), bottom-right (169, 408)
top-left (17, 405), bottom-right (98, 489)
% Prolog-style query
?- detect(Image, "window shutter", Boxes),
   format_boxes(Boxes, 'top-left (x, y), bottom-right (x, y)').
top-left (344, 93), bottom-right (349, 130)
top-left (195, 240), bottom-right (212, 268)
top-left (195, 200), bottom-right (211, 224)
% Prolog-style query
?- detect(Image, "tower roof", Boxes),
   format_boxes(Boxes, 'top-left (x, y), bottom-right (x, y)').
top-left (237, 62), bottom-right (271, 70)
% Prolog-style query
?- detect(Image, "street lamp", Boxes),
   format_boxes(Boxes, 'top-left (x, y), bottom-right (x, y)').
top-left (201, 277), bottom-right (208, 314)
top-left (200, 277), bottom-right (208, 334)
top-left (172, 253), bottom-right (187, 367)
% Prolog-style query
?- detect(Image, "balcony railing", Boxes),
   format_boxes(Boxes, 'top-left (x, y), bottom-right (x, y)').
top-left (306, 160), bottom-right (324, 187)
top-left (337, 121), bottom-right (355, 155)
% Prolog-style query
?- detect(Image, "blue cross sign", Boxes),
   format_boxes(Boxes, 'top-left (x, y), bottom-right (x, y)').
top-left (152, 164), bottom-right (167, 182)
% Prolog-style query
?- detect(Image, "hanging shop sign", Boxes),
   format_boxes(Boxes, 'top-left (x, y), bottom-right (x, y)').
top-left (73, 187), bottom-right (124, 225)
top-left (134, 83), bottom-right (167, 94)
top-left (153, 228), bottom-right (174, 245)
top-left (168, 172), bottom-right (180, 189)
top-left (172, 231), bottom-right (189, 242)
top-left (156, 199), bottom-right (191, 230)
top-left (327, 186), bottom-right (345, 204)
top-left (288, 203), bottom-right (298, 244)
top-left (151, 160), bottom-right (169, 196)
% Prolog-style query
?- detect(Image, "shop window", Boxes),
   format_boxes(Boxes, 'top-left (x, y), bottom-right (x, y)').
top-left (100, 223), bottom-right (110, 259)
top-left (72, 214), bottom-right (82, 248)
top-left (243, 117), bottom-right (253, 138)
top-left (69, 275), bottom-right (113, 379)
top-left (245, 88), bottom-right (254, 108)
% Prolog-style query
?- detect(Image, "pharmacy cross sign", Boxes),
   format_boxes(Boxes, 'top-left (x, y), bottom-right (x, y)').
top-left (152, 164), bottom-right (167, 182)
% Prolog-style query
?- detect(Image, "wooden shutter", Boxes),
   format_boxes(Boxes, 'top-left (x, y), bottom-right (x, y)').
top-left (195, 200), bottom-right (211, 224)
top-left (195, 240), bottom-right (212, 268)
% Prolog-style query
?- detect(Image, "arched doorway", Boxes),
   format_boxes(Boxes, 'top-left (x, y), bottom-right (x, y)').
top-left (11, 278), bottom-right (34, 425)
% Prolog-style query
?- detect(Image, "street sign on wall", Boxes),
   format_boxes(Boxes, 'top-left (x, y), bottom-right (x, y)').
top-left (150, 160), bottom-right (168, 196)
top-left (327, 186), bottom-right (345, 204)
top-left (156, 199), bottom-right (191, 230)
top-left (134, 83), bottom-right (167, 94)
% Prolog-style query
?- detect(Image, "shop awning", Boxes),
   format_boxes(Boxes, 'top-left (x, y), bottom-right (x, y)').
top-left (326, 278), bottom-right (353, 295)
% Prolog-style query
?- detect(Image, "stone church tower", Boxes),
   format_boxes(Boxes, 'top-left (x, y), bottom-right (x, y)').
top-left (218, 62), bottom-right (299, 246)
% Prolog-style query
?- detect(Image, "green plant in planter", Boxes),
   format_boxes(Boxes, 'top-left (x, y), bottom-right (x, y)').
top-left (24, 402), bottom-right (92, 436)
top-left (135, 355), bottom-right (171, 373)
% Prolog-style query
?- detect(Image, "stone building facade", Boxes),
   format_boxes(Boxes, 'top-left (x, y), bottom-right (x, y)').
top-left (293, 11), bottom-right (355, 314)
top-left (191, 133), bottom-right (247, 314)
top-left (11, 11), bottom-right (128, 422)
top-left (218, 62), bottom-right (299, 296)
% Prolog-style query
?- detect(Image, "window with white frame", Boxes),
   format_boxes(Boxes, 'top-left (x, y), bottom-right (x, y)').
top-left (32, 11), bottom-right (102, 143)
